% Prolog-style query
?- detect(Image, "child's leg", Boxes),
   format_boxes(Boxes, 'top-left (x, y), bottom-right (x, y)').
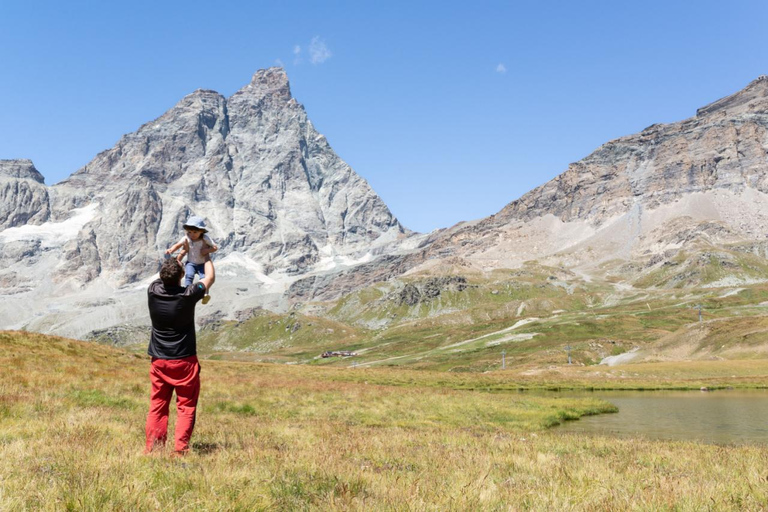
top-left (194, 263), bottom-right (206, 281)
top-left (184, 262), bottom-right (196, 286)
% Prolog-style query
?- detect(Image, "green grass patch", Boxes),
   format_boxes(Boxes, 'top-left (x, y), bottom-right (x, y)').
top-left (2, 331), bottom-right (768, 510)
top-left (66, 389), bottom-right (138, 410)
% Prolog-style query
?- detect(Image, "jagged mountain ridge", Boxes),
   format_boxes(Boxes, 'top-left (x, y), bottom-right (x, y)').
top-left (0, 68), bottom-right (413, 336)
top-left (2, 68), bottom-right (406, 281)
top-left (286, 76), bottom-right (768, 300)
top-left (417, 75), bottom-right (768, 272)
top-left (48, 68), bottom-right (405, 283)
top-left (498, 75), bottom-right (768, 225)
top-left (2, 73), bottom-right (768, 340)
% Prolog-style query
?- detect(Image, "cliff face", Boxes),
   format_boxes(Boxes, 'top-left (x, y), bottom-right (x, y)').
top-left (0, 159), bottom-right (50, 229)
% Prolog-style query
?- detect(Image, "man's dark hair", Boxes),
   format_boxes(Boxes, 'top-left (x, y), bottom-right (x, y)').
top-left (160, 259), bottom-right (184, 287)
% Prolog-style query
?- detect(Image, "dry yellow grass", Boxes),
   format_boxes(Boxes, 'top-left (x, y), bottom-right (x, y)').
top-left (1, 331), bottom-right (767, 510)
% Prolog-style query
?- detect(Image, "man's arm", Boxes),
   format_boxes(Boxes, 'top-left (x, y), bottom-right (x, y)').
top-left (201, 235), bottom-right (218, 256)
top-left (199, 257), bottom-right (215, 292)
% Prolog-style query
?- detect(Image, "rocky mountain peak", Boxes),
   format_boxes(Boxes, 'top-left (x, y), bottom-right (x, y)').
top-left (238, 67), bottom-right (292, 103)
top-left (0, 159), bottom-right (45, 183)
top-left (696, 74), bottom-right (768, 117)
top-left (0, 159), bottom-right (50, 229)
top-left (0, 67), bottom-right (407, 326)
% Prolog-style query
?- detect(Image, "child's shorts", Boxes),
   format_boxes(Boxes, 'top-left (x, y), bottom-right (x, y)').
top-left (184, 262), bottom-right (205, 286)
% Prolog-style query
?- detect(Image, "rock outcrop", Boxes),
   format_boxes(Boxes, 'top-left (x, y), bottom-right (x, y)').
top-left (0, 159), bottom-right (50, 229)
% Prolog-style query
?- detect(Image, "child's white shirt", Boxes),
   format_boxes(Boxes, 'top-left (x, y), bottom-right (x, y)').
top-left (180, 234), bottom-right (216, 264)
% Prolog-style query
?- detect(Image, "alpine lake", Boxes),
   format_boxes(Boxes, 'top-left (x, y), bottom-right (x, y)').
top-left (549, 389), bottom-right (768, 444)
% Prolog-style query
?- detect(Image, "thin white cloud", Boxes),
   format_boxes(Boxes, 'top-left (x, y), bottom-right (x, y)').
top-left (309, 36), bottom-right (332, 65)
top-left (275, 58), bottom-right (285, 67)
top-left (496, 63), bottom-right (507, 74)
top-left (293, 44), bottom-right (302, 65)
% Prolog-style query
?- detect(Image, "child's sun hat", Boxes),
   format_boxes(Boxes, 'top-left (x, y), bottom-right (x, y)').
top-left (183, 215), bottom-right (208, 233)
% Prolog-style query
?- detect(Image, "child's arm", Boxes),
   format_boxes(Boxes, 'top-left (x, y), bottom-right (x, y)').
top-left (176, 239), bottom-right (189, 263)
top-left (165, 239), bottom-right (185, 255)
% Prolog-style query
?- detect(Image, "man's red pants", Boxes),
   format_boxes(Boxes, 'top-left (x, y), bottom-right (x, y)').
top-left (145, 355), bottom-right (200, 453)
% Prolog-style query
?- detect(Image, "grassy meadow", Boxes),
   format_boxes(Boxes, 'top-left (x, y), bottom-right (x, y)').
top-left (2, 331), bottom-right (768, 510)
top-left (93, 261), bottom-right (768, 375)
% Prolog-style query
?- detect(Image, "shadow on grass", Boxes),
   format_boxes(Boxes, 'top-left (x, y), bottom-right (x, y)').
top-left (191, 441), bottom-right (225, 455)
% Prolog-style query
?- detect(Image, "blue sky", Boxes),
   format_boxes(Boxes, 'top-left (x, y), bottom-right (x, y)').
top-left (1, 1), bottom-right (767, 233)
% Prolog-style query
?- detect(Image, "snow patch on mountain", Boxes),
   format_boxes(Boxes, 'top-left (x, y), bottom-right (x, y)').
top-left (0, 203), bottom-right (98, 247)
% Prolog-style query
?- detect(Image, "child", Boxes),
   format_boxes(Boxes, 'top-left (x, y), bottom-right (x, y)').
top-left (165, 215), bottom-right (218, 304)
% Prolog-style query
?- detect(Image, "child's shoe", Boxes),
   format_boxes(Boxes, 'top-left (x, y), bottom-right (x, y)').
top-left (202, 294), bottom-right (211, 305)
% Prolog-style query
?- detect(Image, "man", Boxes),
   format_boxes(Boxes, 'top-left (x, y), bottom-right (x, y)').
top-left (145, 256), bottom-right (215, 455)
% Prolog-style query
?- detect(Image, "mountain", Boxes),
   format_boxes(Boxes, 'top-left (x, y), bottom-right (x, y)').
top-left (265, 75), bottom-right (768, 371)
top-left (284, 76), bottom-right (768, 303)
top-left (0, 68), bottom-right (415, 337)
top-left (412, 75), bottom-right (768, 275)
top-left (3, 72), bottom-right (768, 354)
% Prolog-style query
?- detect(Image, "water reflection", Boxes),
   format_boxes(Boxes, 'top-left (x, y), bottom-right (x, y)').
top-left (552, 390), bottom-right (768, 444)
